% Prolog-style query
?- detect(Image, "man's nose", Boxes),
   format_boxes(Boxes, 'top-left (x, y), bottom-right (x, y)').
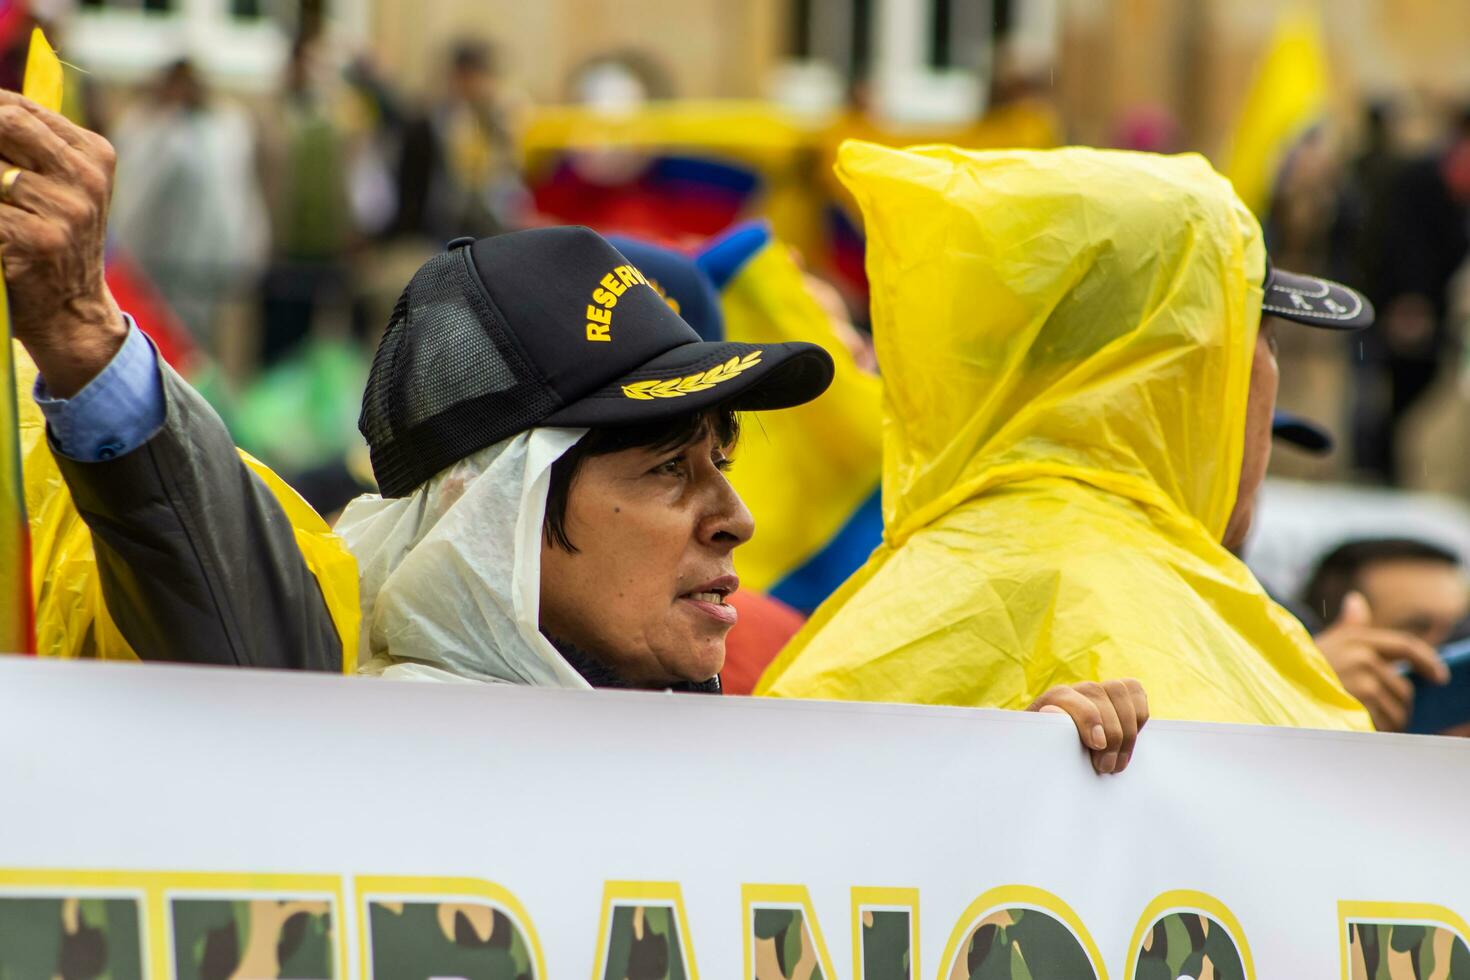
top-left (699, 476), bottom-right (756, 549)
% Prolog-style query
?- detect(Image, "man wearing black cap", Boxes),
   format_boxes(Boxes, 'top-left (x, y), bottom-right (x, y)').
top-left (13, 211), bottom-right (834, 675)
top-left (336, 226), bottom-right (834, 690)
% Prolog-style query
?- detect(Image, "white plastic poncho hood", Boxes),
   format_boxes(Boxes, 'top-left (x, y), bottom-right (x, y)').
top-left (335, 427), bottom-right (591, 686)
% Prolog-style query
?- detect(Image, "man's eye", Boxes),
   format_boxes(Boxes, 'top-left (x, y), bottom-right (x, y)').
top-left (714, 454), bottom-right (735, 472)
top-left (653, 456), bottom-right (687, 476)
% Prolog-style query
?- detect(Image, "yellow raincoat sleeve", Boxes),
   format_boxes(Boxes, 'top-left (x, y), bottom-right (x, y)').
top-left (758, 141), bottom-right (1371, 733)
top-left (16, 342), bottom-right (359, 670)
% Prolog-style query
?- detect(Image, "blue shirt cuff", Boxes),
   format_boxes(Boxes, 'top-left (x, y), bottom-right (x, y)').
top-left (33, 315), bottom-right (166, 462)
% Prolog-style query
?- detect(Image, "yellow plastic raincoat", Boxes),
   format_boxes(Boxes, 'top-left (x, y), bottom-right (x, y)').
top-left (757, 141), bottom-right (1372, 731)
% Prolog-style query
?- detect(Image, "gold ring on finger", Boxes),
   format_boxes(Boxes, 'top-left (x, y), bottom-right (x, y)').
top-left (0, 167), bottom-right (21, 205)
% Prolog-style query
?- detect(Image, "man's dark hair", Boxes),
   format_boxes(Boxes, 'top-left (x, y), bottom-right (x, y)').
top-left (543, 409), bottom-right (740, 553)
top-left (1302, 537), bottom-right (1461, 624)
top-left (451, 40), bottom-right (495, 76)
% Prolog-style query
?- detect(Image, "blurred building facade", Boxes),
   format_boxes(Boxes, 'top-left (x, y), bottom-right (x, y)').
top-left (65, 1), bottom-right (1470, 151)
top-left (58, 0), bottom-right (1470, 498)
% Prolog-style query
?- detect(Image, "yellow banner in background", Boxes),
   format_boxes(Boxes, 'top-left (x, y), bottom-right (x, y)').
top-left (1223, 8), bottom-right (1329, 218)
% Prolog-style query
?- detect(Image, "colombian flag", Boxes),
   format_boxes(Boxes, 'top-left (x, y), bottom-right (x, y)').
top-left (1, 29), bottom-right (62, 653)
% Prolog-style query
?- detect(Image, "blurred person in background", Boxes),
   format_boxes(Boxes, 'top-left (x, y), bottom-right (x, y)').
top-left (393, 40), bottom-right (526, 243)
top-left (108, 58), bottom-right (267, 352)
top-left (1305, 538), bottom-right (1468, 644)
top-left (1266, 127), bottom-right (1345, 277)
top-left (1334, 102), bottom-right (1399, 289)
top-left (1112, 106), bottom-right (1182, 155)
top-left (1302, 538), bottom-right (1464, 732)
top-left (258, 34), bottom-right (352, 367)
top-left (1350, 104), bottom-right (1470, 483)
top-left (564, 49), bottom-right (675, 109)
top-left (341, 54), bottom-right (406, 244)
top-left (1245, 412), bottom-right (1456, 732)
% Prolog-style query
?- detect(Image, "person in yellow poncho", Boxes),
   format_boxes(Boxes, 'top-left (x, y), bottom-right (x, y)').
top-left (757, 141), bottom-right (1377, 733)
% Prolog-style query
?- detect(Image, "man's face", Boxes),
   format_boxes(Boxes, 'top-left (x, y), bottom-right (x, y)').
top-left (1357, 559), bottom-right (1470, 647)
top-left (538, 429), bottom-right (755, 686)
top-left (452, 65), bottom-right (492, 103)
top-left (1223, 316), bottom-right (1281, 552)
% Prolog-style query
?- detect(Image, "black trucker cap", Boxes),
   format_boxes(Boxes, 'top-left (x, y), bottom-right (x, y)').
top-left (1263, 262), bottom-right (1374, 331)
top-left (360, 226), bottom-right (835, 497)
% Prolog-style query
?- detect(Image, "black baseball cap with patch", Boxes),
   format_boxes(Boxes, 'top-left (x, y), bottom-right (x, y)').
top-left (1262, 262), bottom-right (1374, 331)
top-left (360, 226), bottom-right (834, 497)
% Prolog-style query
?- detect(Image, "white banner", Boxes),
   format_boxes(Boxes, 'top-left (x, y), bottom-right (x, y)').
top-left (2, 656), bottom-right (1469, 979)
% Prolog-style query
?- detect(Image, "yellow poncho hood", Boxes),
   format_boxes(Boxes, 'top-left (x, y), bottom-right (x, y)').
top-left (757, 141), bottom-right (1370, 731)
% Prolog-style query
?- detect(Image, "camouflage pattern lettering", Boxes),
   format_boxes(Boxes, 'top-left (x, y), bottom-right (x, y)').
top-left (367, 900), bottom-right (533, 980)
top-left (860, 909), bottom-right (911, 980)
top-left (171, 899), bottom-right (332, 980)
top-left (946, 908), bottom-right (1098, 980)
top-left (0, 896), bottom-right (142, 980)
top-left (1348, 922), bottom-right (1470, 979)
top-left (601, 905), bottom-right (688, 980)
top-left (752, 908), bottom-right (824, 980)
top-left (1133, 912), bottom-right (1245, 980)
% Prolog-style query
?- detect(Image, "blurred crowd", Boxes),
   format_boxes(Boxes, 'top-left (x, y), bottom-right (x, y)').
top-left (61, 29), bottom-right (1470, 502)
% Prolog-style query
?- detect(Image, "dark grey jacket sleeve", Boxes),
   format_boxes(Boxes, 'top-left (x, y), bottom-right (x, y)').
top-left (53, 363), bottom-right (342, 671)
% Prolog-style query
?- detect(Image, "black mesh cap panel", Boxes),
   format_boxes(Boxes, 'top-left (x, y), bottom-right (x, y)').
top-left (360, 249), bottom-right (558, 497)
top-left (359, 227), bottom-right (836, 497)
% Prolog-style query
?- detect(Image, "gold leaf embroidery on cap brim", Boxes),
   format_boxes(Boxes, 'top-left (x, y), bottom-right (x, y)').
top-left (621, 350), bottom-right (763, 400)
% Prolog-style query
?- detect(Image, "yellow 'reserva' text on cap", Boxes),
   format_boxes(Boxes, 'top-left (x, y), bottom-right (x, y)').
top-left (586, 264), bottom-right (650, 342)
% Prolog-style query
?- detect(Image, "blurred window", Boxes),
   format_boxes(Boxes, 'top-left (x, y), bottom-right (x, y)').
top-left (850, 0), bottom-right (872, 81)
top-left (67, 0), bottom-right (366, 91)
top-left (79, 0), bottom-right (178, 9)
top-left (789, 0), bottom-right (811, 59)
top-left (784, 0), bottom-right (1052, 122)
top-left (930, 0), bottom-right (952, 68)
top-left (929, 0), bottom-right (993, 73)
top-left (788, 0), bottom-right (866, 83)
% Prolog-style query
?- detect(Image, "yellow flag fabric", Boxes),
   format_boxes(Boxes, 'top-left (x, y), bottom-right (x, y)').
top-left (1223, 9), bottom-right (1329, 217)
top-left (718, 235), bottom-right (882, 592)
top-left (22, 27), bottom-right (61, 112)
top-left (756, 140), bottom-right (1372, 732)
top-left (0, 280), bottom-right (27, 652)
top-left (0, 29), bottom-right (65, 652)
top-left (16, 340), bottom-right (361, 668)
